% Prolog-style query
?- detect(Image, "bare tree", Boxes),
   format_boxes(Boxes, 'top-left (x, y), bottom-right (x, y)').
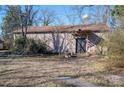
top-left (19, 5), bottom-right (38, 39)
top-left (38, 8), bottom-right (56, 26)
top-left (69, 5), bottom-right (113, 25)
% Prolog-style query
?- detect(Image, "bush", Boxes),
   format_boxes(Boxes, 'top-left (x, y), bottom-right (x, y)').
top-left (13, 37), bottom-right (26, 52)
top-left (3, 39), bottom-right (11, 50)
top-left (27, 38), bottom-right (48, 54)
top-left (13, 37), bottom-right (48, 54)
top-left (102, 30), bottom-right (124, 59)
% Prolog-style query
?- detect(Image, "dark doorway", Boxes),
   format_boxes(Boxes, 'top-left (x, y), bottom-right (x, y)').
top-left (76, 38), bottom-right (86, 53)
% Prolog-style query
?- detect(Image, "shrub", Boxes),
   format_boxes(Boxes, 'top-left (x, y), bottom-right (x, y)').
top-left (13, 37), bottom-right (48, 54)
top-left (101, 30), bottom-right (124, 68)
top-left (102, 30), bottom-right (124, 59)
top-left (3, 39), bottom-right (11, 50)
top-left (27, 38), bottom-right (48, 54)
top-left (13, 37), bottom-right (26, 52)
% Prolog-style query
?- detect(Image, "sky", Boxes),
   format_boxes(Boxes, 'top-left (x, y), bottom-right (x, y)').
top-left (0, 5), bottom-right (96, 25)
top-left (0, 5), bottom-right (73, 25)
top-left (0, 5), bottom-right (114, 34)
top-left (0, 5), bottom-right (84, 34)
top-left (0, 5), bottom-right (73, 34)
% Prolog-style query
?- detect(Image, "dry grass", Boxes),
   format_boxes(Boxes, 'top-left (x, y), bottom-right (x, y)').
top-left (0, 55), bottom-right (124, 87)
top-left (0, 56), bottom-right (84, 87)
top-left (76, 57), bottom-right (124, 87)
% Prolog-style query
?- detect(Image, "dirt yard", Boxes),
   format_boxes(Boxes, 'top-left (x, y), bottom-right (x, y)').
top-left (0, 55), bottom-right (124, 87)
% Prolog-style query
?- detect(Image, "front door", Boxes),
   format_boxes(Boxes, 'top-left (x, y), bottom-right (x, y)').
top-left (76, 38), bottom-right (86, 53)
